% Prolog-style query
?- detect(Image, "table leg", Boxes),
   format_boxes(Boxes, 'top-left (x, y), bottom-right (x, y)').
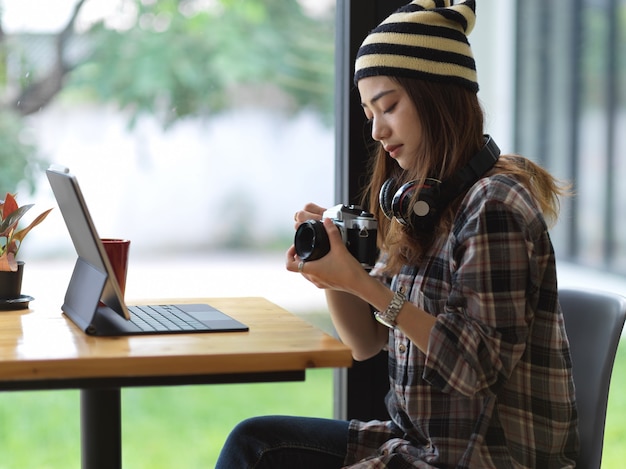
top-left (81, 388), bottom-right (122, 469)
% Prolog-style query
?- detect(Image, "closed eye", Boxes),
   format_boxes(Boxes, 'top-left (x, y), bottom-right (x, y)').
top-left (384, 103), bottom-right (397, 114)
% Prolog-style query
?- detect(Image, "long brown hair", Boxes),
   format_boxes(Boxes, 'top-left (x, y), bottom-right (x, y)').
top-left (362, 77), bottom-right (568, 274)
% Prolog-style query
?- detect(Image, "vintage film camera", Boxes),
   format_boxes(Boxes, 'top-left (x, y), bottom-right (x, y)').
top-left (294, 204), bottom-right (378, 270)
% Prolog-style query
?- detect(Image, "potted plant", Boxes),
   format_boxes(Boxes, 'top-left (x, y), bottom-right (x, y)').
top-left (0, 192), bottom-right (52, 301)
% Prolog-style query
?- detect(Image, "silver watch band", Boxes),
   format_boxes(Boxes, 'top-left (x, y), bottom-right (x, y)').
top-left (375, 287), bottom-right (406, 328)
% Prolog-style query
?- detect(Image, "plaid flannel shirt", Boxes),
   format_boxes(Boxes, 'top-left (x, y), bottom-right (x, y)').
top-left (344, 174), bottom-right (579, 468)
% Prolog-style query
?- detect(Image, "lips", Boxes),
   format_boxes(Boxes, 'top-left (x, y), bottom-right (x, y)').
top-left (384, 144), bottom-right (402, 158)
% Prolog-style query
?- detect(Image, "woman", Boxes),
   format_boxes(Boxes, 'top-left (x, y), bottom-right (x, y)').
top-left (216, 1), bottom-right (579, 467)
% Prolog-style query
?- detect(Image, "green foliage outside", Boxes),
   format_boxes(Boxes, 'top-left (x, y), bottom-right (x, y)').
top-left (0, 368), bottom-right (333, 469)
top-left (0, 110), bottom-right (43, 195)
top-left (0, 0), bottom-right (335, 190)
top-left (69, 0), bottom-right (334, 128)
top-left (603, 339), bottom-right (626, 466)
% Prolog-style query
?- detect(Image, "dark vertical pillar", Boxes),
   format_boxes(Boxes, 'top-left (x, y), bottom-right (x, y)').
top-left (334, 0), bottom-right (405, 422)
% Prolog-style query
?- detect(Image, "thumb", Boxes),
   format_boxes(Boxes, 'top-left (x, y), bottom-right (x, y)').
top-left (323, 217), bottom-right (344, 247)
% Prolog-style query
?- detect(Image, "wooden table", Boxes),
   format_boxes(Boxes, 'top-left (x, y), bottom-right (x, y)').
top-left (0, 297), bottom-right (352, 469)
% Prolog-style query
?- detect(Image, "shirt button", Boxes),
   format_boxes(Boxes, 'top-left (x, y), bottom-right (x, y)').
top-left (398, 344), bottom-right (407, 353)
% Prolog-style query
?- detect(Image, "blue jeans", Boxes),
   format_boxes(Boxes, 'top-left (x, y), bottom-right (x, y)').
top-left (215, 415), bottom-right (350, 468)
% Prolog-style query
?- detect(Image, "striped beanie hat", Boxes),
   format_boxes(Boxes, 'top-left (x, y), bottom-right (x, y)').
top-left (354, 0), bottom-right (478, 93)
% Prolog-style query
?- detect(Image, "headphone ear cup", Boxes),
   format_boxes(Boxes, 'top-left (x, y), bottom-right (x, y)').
top-left (392, 178), bottom-right (441, 229)
top-left (379, 178), bottom-right (397, 220)
top-left (414, 178), bottom-right (441, 219)
top-left (391, 180), bottom-right (417, 226)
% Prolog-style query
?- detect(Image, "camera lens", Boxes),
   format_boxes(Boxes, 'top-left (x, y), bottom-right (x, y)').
top-left (294, 220), bottom-right (330, 261)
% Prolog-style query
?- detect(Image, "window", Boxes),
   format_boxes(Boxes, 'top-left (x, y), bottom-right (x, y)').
top-left (515, 0), bottom-right (626, 272)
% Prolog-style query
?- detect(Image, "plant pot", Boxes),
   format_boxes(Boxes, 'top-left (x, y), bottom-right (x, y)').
top-left (0, 261), bottom-right (25, 300)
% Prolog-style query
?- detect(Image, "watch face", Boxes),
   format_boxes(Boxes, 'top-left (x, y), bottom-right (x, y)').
top-left (375, 312), bottom-right (395, 328)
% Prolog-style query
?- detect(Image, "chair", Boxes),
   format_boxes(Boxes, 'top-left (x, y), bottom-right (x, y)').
top-left (559, 288), bottom-right (626, 469)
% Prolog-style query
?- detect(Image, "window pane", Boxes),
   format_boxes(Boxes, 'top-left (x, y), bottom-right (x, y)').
top-left (516, 0), bottom-right (626, 273)
top-left (2, 0), bottom-right (335, 303)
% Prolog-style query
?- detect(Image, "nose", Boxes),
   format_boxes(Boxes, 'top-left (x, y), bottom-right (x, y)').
top-left (370, 116), bottom-right (389, 142)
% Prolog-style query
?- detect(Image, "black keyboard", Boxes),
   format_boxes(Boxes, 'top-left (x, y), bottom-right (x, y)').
top-left (128, 304), bottom-right (206, 332)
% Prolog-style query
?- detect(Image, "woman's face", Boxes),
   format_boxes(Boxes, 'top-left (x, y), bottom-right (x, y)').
top-left (358, 75), bottom-right (423, 170)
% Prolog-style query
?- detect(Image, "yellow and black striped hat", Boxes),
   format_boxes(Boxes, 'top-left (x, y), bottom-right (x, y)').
top-left (354, 0), bottom-right (478, 93)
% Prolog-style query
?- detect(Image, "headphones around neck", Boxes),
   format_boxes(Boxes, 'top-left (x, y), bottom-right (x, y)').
top-left (379, 135), bottom-right (500, 233)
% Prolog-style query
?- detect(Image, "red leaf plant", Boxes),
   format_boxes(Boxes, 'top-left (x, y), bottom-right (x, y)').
top-left (0, 193), bottom-right (52, 272)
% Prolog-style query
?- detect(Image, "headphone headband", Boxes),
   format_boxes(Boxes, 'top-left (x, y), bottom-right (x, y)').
top-left (438, 135), bottom-right (500, 203)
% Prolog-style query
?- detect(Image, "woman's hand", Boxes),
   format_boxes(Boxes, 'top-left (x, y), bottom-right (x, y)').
top-left (293, 202), bottom-right (325, 229)
top-left (287, 203), bottom-right (391, 360)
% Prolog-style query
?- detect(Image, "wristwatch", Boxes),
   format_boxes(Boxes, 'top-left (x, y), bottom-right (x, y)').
top-left (375, 287), bottom-right (406, 328)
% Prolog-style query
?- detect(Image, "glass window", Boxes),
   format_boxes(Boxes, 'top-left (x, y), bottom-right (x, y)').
top-left (0, 1), bottom-right (336, 466)
top-left (515, 0), bottom-right (626, 272)
top-left (1, 0), bottom-right (335, 304)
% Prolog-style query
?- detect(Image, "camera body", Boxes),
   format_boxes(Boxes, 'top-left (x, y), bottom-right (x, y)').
top-left (294, 204), bottom-right (378, 269)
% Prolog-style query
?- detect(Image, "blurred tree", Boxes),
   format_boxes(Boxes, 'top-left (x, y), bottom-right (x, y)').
top-left (69, 0), bottom-right (333, 125)
top-left (0, 0), bottom-right (334, 191)
top-left (70, 0), bottom-right (335, 127)
top-left (0, 0), bottom-right (88, 194)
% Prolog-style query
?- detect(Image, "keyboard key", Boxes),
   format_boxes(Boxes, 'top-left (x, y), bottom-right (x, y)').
top-left (128, 305), bottom-right (204, 332)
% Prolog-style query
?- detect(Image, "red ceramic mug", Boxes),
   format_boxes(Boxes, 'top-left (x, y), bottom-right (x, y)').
top-left (101, 238), bottom-right (130, 299)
